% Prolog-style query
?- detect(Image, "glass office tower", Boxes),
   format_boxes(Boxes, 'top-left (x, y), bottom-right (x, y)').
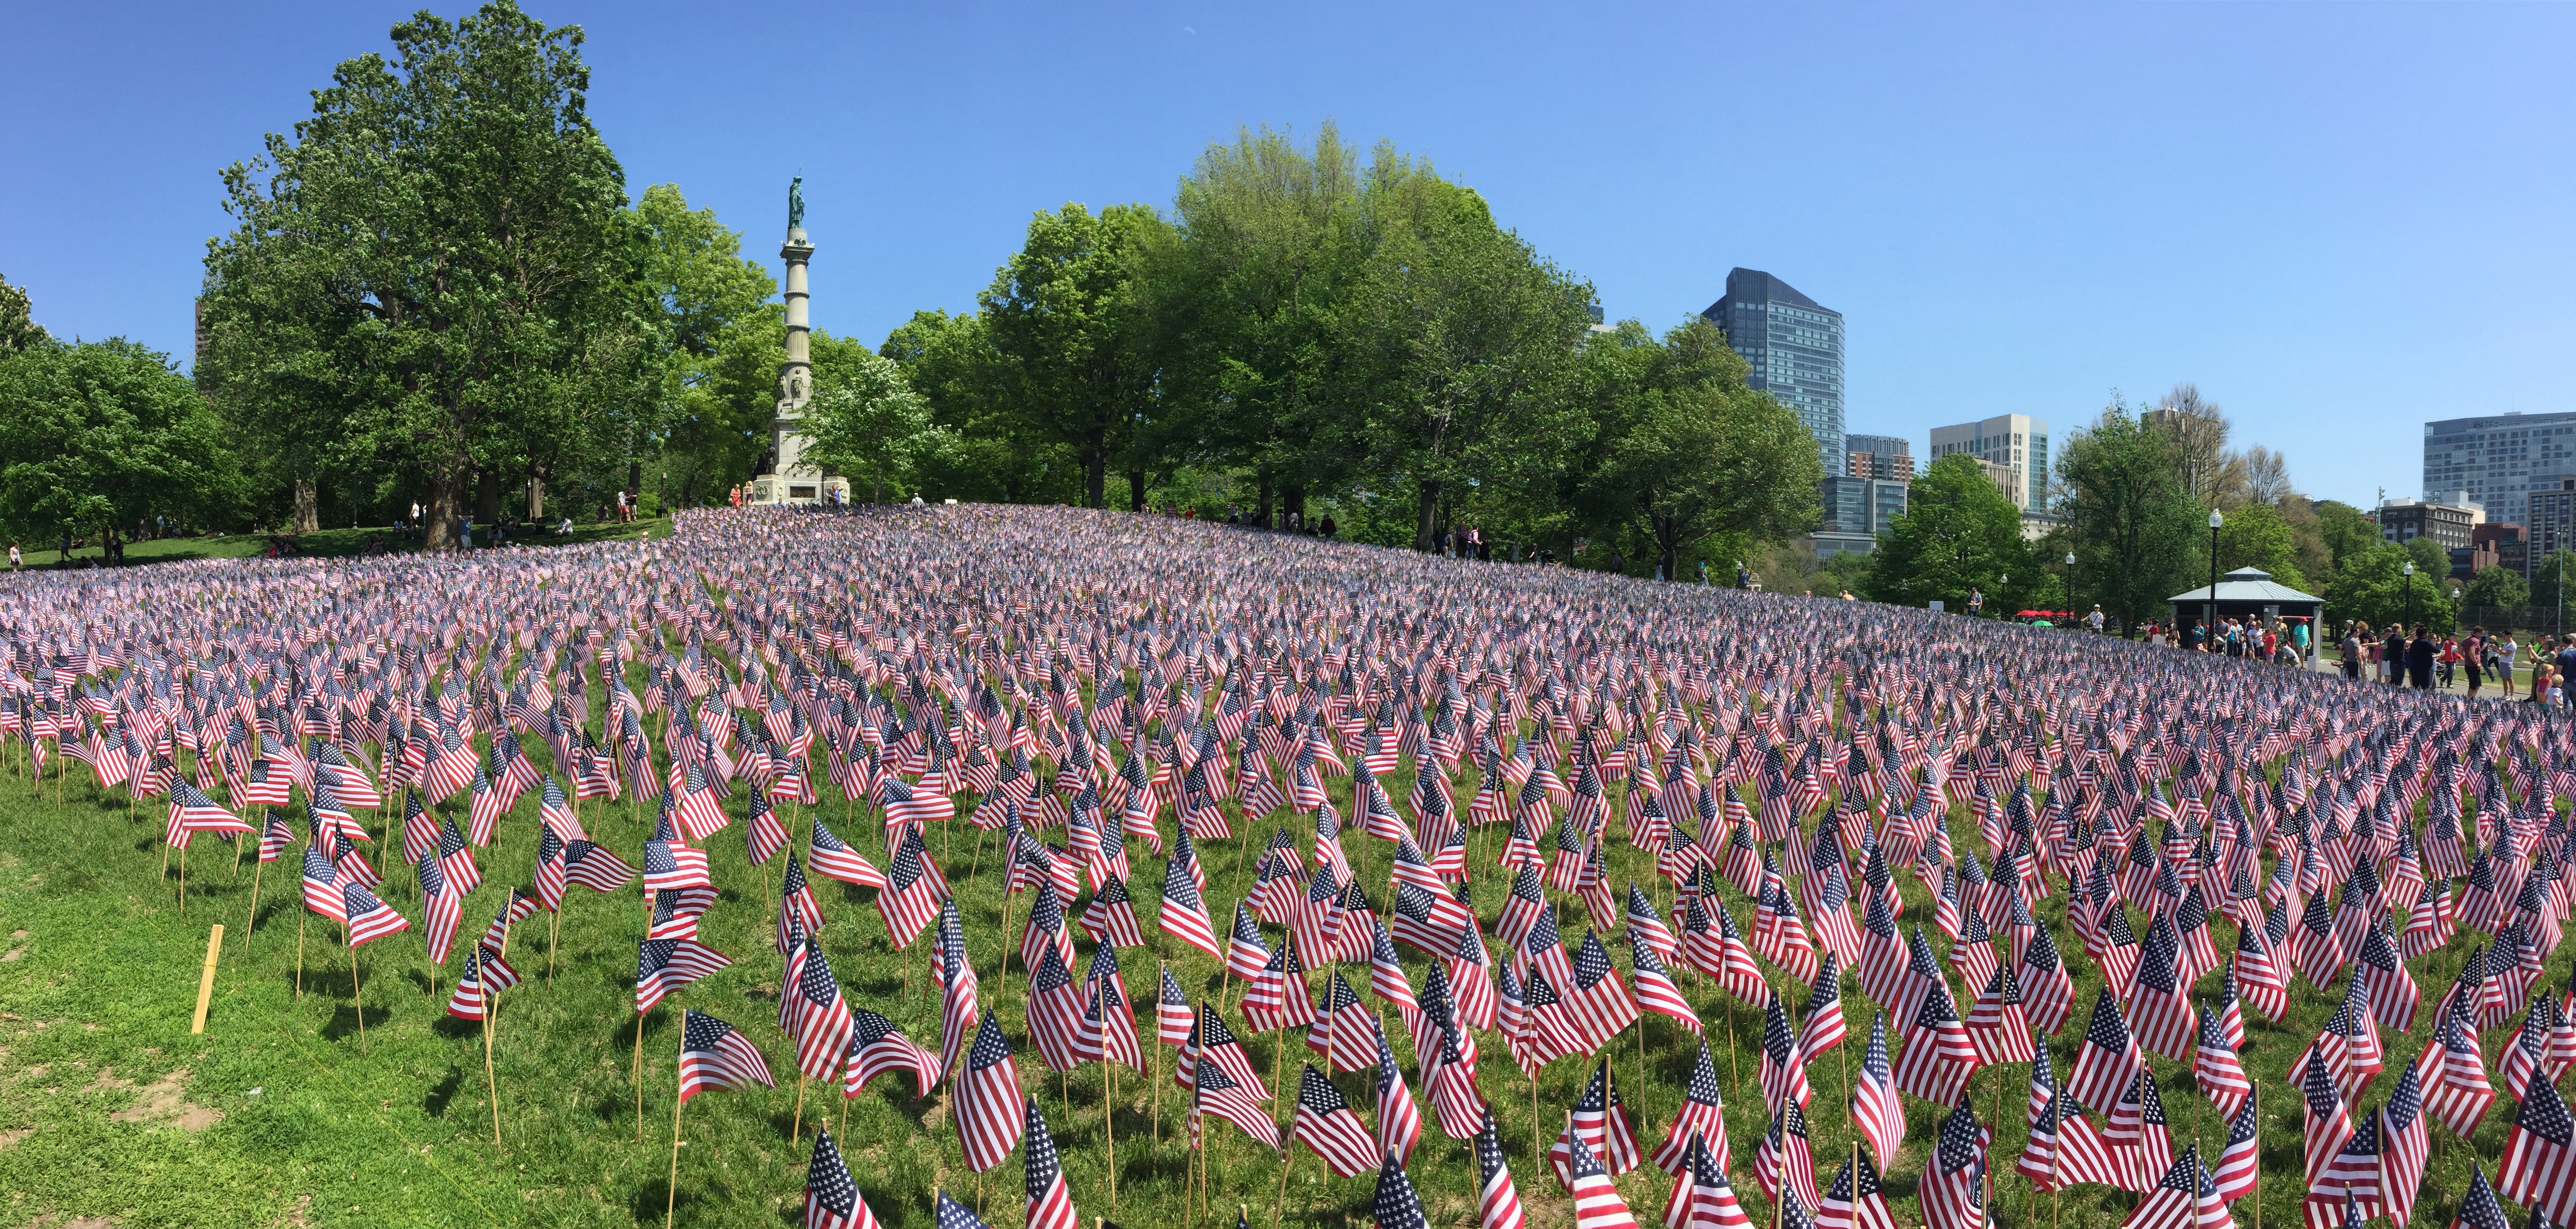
top-left (1702, 268), bottom-right (1845, 475)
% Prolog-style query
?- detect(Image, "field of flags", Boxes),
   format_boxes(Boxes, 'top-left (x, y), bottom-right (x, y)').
top-left (7, 502), bottom-right (2576, 1229)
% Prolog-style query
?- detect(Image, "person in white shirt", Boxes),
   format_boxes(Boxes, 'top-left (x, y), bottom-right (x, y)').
top-left (2086, 606), bottom-right (2105, 633)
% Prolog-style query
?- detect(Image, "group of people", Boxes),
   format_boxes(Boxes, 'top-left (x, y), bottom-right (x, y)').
top-left (2330, 621), bottom-right (2562, 701)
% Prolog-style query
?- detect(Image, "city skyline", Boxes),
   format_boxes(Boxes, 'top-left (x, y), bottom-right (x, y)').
top-left (1, 2), bottom-right (2566, 508)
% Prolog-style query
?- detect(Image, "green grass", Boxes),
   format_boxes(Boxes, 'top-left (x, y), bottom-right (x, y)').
top-left (0, 708), bottom-right (2552, 1228)
top-left (3, 518), bottom-right (668, 570)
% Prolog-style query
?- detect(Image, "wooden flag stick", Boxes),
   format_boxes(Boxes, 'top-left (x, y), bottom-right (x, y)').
top-left (1104, 1059), bottom-right (1117, 1212)
top-left (634, 1012), bottom-right (646, 1144)
top-left (664, 1075), bottom-right (683, 1229)
top-left (178, 841), bottom-right (188, 914)
top-left (1269, 1137), bottom-right (1294, 1229)
top-left (349, 940), bottom-right (367, 1054)
top-left (839, 1073), bottom-right (850, 1142)
top-left (791, 1074), bottom-right (806, 1144)
top-left (191, 924), bottom-right (224, 1034)
top-left (484, 992), bottom-right (503, 1146)
top-left (294, 907), bottom-right (306, 999)
top-left (1153, 959), bottom-right (1166, 1148)
top-left (546, 903), bottom-right (561, 984)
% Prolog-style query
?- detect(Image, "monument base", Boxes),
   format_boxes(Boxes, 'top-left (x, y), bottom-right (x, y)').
top-left (748, 475), bottom-right (849, 506)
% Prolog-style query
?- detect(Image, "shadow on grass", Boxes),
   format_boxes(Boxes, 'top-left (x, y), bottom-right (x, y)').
top-left (424, 1066), bottom-right (466, 1117)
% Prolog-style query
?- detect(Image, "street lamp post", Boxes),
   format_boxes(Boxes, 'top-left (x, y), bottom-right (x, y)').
top-left (2208, 510), bottom-right (2224, 649)
top-left (2404, 561), bottom-right (2417, 631)
top-left (1999, 575), bottom-right (2008, 620)
top-left (2064, 551), bottom-right (2076, 626)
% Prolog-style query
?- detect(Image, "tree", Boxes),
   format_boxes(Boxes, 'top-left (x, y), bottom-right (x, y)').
top-left (1867, 454), bottom-right (2030, 610)
top-left (2239, 445), bottom-right (2293, 506)
top-left (198, 1), bottom-right (655, 549)
top-left (2530, 551), bottom-right (2576, 622)
top-left (981, 203), bottom-right (1169, 509)
top-left (1340, 166), bottom-right (1592, 551)
top-left (1578, 317), bottom-right (1819, 580)
top-left (2150, 383), bottom-right (2246, 507)
top-left (2313, 500), bottom-right (2379, 568)
top-left (0, 339), bottom-right (239, 542)
top-left (0, 274), bottom-right (46, 354)
top-left (2057, 401), bottom-right (2202, 633)
top-left (2462, 565), bottom-right (2529, 610)
top-left (2404, 535), bottom-right (2451, 580)
top-left (2327, 541), bottom-right (2453, 635)
top-left (636, 183), bottom-right (777, 511)
top-left (2211, 502), bottom-right (2307, 592)
top-left (800, 340), bottom-right (945, 503)
top-left (880, 309), bottom-right (1077, 505)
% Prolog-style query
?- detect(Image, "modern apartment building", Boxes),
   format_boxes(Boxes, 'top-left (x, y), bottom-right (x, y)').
top-left (2421, 412), bottom-right (2576, 511)
top-left (2529, 478), bottom-right (2576, 578)
top-left (1701, 268), bottom-right (1845, 475)
top-left (1844, 434), bottom-right (1913, 480)
top-left (1814, 476), bottom-right (1910, 558)
top-left (2378, 494), bottom-right (2480, 551)
top-left (1928, 414), bottom-right (2050, 512)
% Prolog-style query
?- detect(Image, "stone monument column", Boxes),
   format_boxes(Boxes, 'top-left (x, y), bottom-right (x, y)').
top-left (750, 177), bottom-right (849, 505)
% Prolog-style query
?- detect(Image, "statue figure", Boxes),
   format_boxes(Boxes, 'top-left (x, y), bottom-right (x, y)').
top-left (787, 176), bottom-right (805, 231)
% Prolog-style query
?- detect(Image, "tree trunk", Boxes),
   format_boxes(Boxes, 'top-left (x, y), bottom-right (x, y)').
top-left (424, 475), bottom-right (463, 552)
top-left (475, 467), bottom-right (500, 526)
top-left (525, 463), bottom-right (548, 521)
top-left (1284, 485), bottom-right (1305, 528)
top-left (291, 479), bottom-right (320, 535)
top-left (1129, 470), bottom-right (1148, 513)
top-left (1657, 514), bottom-right (1681, 584)
top-left (1083, 448), bottom-right (1107, 509)
top-left (1415, 478), bottom-right (1443, 553)
top-left (1255, 476), bottom-right (1274, 528)
top-left (628, 461), bottom-right (644, 512)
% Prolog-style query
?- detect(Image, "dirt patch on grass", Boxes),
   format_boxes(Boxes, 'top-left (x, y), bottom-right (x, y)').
top-left (0, 1127), bottom-right (29, 1148)
top-left (106, 1067), bottom-right (222, 1130)
top-left (28, 1215), bottom-right (120, 1228)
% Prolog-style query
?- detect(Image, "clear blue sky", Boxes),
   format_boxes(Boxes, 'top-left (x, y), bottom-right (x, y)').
top-left (4, 2), bottom-right (2567, 507)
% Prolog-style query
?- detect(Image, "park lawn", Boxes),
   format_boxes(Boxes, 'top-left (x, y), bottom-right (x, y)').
top-left (4, 519), bottom-right (669, 571)
top-left (0, 684), bottom-right (2551, 1229)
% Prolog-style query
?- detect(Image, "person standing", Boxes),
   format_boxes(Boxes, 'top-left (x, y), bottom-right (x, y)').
top-left (2384, 625), bottom-right (2408, 684)
top-left (2408, 626), bottom-right (2437, 689)
top-left (1967, 587), bottom-right (1984, 617)
top-left (2499, 631), bottom-right (2520, 690)
top-left (2339, 625), bottom-right (2363, 680)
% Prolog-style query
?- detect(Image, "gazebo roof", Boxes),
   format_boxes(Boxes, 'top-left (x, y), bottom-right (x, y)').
top-left (2167, 566), bottom-right (2325, 605)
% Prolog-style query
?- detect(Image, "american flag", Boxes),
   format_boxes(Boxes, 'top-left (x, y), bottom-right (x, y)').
top-left (2496, 1055), bottom-right (2576, 1223)
top-left (1474, 1110), bottom-right (1528, 1229)
top-left (2108, 1069), bottom-right (2176, 1196)
top-left (1753, 1101), bottom-right (1821, 1212)
top-left (802, 1129), bottom-right (881, 1229)
top-left (636, 938), bottom-right (731, 1014)
top-left (1626, 883), bottom-right (1679, 961)
top-left (1157, 966), bottom-right (1194, 1047)
top-left (1562, 1131), bottom-right (1641, 1229)
top-left (789, 935), bottom-right (857, 1082)
top-left (1290, 1063), bottom-right (1379, 1177)
top-left (1549, 1057), bottom-right (1642, 1186)
top-left (444, 946), bottom-right (509, 1021)
top-left (2117, 1147), bottom-right (2206, 1229)
top-left (563, 838), bottom-right (636, 894)
top-left (807, 819), bottom-right (885, 889)
top-left (1079, 875), bottom-right (1145, 948)
top-left (2192, 1004), bottom-right (2250, 1120)
top-left (2209, 1093), bottom-right (2259, 1203)
top-left (953, 1016), bottom-right (1028, 1172)
top-left (642, 834), bottom-right (712, 894)
top-left (1652, 1043), bottom-right (1729, 1176)
top-left (2380, 1061), bottom-right (2431, 1227)
top-left (877, 827), bottom-right (944, 948)
top-left (777, 851), bottom-right (827, 954)
top-left (2355, 920), bottom-right (2419, 1034)
top-left (1963, 963), bottom-right (2034, 1066)
top-left (746, 790), bottom-right (789, 866)
top-left (415, 851), bottom-right (460, 967)
top-left (300, 846), bottom-right (345, 924)
top-left (1850, 1012), bottom-right (1905, 1167)
top-left (1816, 1145), bottom-right (1895, 1229)
top-left (1019, 1098), bottom-right (1079, 1229)
top-left (2018, 920), bottom-right (2076, 1035)
top-left (1627, 930), bottom-right (1699, 1033)
top-left (1025, 946), bottom-right (1089, 1072)
top-left (1891, 974), bottom-right (1982, 1107)
top-left (340, 882), bottom-right (409, 948)
top-left (1917, 1097), bottom-right (1985, 1229)
top-left (1799, 950), bottom-right (1848, 1057)
top-left (1759, 992), bottom-right (1812, 1112)
top-left (1372, 1020), bottom-right (1422, 1166)
top-left (938, 900), bottom-right (981, 1074)
top-left (678, 1009), bottom-right (775, 1104)
top-left (1428, 1013), bottom-right (1486, 1138)
top-left (846, 1008), bottom-right (942, 1097)
top-left (2069, 987), bottom-right (2147, 1116)
top-left (2300, 1053), bottom-right (2357, 1191)
top-left (2453, 1163), bottom-right (2513, 1229)
top-left (1189, 1056), bottom-right (1281, 1152)
top-left (1566, 930), bottom-right (1640, 1051)
top-left (2126, 914), bottom-right (2193, 1061)
top-left (1158, 850), bottom-right (1221, 958)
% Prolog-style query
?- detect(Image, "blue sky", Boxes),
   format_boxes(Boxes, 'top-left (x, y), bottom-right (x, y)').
top-left (3, 2), bottom-right (2567, 506)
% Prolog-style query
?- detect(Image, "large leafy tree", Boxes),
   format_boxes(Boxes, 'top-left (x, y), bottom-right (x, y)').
top-left (636, 183), bottom-right (777, 510)
top-left (1577, 317), bottom-right (1819, 580)
top-left (801, 336), bottom-right (945, 504)
top-left (880, 309), bottom-right (1076, 505)
top-left (2211, 501), bottom-right (2308, 592)
top-left (2312, 500), bottom-right (2380, 568)
top-left (198, 1), bottom-right (655, 548)
top-left (2327, 541), bottom-right (2454, 634)
top-left (980, 203), bottom-right (1170, 509)
top-left (0, 339), bottom-right (239, 541)
top-left (1339, 167), bottom-right (1591, 551)
top-left (2057, 402), bottom-right (2202, 633)
top-left (0, 274), bottom-right (46, 354)
top-left (1867, 454), bottom-right (2031, 610)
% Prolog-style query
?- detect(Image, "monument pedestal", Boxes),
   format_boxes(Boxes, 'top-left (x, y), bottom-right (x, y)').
top-left (746, 217), bottom-right (848, 505)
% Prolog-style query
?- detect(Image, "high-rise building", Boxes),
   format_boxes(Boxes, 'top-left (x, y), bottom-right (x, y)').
top-left (1815, 475), bottom-right (1910, 558)
top-left (2529, 478), bottom-right (2576, 578)
top-left (1928, 414), bottom-right (2051, 512)
top-left (2422, 412), bottom-right (2576, 510)
top-left (1844, 434), bottom-right (1913, 480)
top-left (1702, 268), bottom-right (1844, 475)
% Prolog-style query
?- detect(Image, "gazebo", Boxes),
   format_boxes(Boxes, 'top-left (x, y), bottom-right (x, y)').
top-left (2167, 566), bottom-right (2325, 631)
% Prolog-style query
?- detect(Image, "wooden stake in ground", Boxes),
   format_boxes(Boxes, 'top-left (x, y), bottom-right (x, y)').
top-left (191, 924), bottom-right (224, 1034)
top-left (294, 906), bottom-right (307, 999)
top-left (791, 1074), bottom-right (807, 1144)
top-left (1153, 959), bottom-right (1167, 1148)
top-left (483, 983), bottom-right (503, 1147)
top-left (178, 840), bottom-right (189, 914)
top-left (1103, 1059), bottom-right (1118, 1213)
top-left (635, 1011), bottom-right (647, 1144)
top-left (1269, 1135), bottom-right (1296, 1229)
top-left (348, 936), bottom-right (368, 1055)
top-left (664, 1064), bottom-right (684, 1229)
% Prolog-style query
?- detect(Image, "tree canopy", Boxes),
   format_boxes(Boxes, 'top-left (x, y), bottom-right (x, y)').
top-left (1865, 454), bottom-right (2030, 610)
top-left (0, 338), bottom-right (238, 542)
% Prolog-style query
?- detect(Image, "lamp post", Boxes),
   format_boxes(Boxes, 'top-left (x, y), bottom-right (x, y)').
top-left (1999, 575), bottom-right (2008, 620)
top-left (2207, 510), bottom-right (2224, 648)
top-left (2404, 561), bottom-right (2417, 631)
top-left (2064, 551), bottom-right (2076, 627)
